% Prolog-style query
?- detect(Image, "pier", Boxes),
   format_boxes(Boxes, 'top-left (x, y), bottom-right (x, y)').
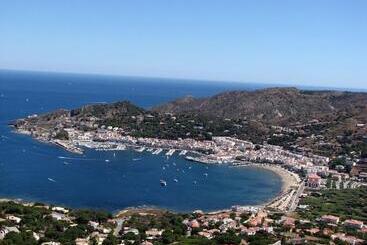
top-left (165, 149), bottom-right (175, 156)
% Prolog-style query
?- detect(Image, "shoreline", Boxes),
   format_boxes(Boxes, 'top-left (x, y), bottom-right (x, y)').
top-left (7, 128), bottom-right (302, 214)
top-left (231, 162), bottom-right (301, 208)
top-left (246, 163), bottom-right (301, 193)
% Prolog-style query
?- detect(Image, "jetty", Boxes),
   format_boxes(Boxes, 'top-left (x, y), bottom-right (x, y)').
top-left (135, 147), bottom-right (145, 152)
top-left (152, 148), bottom-right (162, 155)
top-left (165, 149), bottom-right (175, 156)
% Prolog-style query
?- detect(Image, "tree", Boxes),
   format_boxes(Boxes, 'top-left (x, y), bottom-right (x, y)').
top-left (123, 232), bottom-right (137, 241)
top-left (1, 231), bottom-right (37, 245)
top-left (54, 129), bottom-right (69, 140)
top-left (102, 234), bottom-right (118, 245)
top-left (361, 143), bottom-right (367, 158)
top-left (162, 230), bottom-right (175, 244)
top-left (214, 230), bottom-right (241, 245)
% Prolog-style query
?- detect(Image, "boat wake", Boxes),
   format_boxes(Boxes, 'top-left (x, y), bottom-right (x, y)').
top-left (58, 156), bottom-right (95, 161)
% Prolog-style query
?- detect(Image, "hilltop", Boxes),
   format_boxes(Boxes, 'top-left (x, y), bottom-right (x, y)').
top-left (153, 87), bottom-right (367, 126)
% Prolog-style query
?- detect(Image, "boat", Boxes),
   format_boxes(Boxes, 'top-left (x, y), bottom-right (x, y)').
top-left (160, 180), bottom-right (167, 186)
top-left (105, 159), bottom-right (110, 163)
top-left (173, 179), bottom-right (178, 182)
top-left (132, 158), bottom-right (142, 161)
top-left (165, 149), bottom-right (175, 156)
top-left (135, 147), bottom-right (145, 152)
top-left (48, 178), bottom-right (56, 182)
top-left (116, 145), bottom-right (126, 150)
top-left (63, 161), bottom-right (71, 165)
top-left (152, 148), bottom-right (162, 155)
top-left (179, 150), bottom-right (188, 155)
top-left (204, 173), bottom-right (208, 177)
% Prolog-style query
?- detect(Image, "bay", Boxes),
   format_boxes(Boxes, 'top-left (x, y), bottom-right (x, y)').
top-left (0, 70), bottom-right (282, 212)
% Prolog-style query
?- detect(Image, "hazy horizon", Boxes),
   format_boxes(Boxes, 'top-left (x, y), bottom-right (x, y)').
top-left (2, 68), bottom-right (366, 92)
top-left (1, 1), bottom-right (367, 89)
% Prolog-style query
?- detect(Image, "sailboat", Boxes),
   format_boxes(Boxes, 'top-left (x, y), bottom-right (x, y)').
top-left (160, 180), bottom-right (167, 186)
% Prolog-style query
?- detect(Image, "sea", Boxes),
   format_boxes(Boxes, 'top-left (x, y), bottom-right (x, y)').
top-left (0, 70), bottom-right (283, 213)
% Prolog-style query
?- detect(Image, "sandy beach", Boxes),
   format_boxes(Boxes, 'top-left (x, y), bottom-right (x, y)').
top-left (252, 164), bottom-right (301, 193)
top-left (233, 162), bottom-right (300, 193)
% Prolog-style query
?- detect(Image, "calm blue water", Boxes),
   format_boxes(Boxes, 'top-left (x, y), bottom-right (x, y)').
top-left (0, 70), bottom-right (282, 212)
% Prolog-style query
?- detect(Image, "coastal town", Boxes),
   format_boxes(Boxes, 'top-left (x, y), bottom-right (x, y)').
top-left (3, 0), bottom-right (367, 243)
top-left (4, 103), bottom-right (367, 244)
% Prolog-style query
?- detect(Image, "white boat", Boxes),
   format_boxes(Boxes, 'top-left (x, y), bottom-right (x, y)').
top-left (135, 147), bottom-right (145, 152)
top-left (173, 179), bottom-right (178, 182)
top-left (116, 145), bottom-right (126, 150)
top-left (153, 149), bottom-right (163, 155)
top-left (105, 159), bottom-right (110, 163)
top-left (166, 149), bottom-right (176, 156)
top-left (160, 180), bottom-right (167, 186)
top-left (48, 178), bottom-right (56, 182)
top-left (179, 150), bottom-right (187, 155)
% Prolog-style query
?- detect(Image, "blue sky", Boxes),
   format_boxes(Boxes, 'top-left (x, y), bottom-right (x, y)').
top-left (1, 0), bottom-right (366, 89)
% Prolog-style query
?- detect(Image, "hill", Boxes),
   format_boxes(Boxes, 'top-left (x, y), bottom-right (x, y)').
top-left (153, 87), bottom-right (367, 126)
top-left (13, 88), bottom-right (367, 157)
top-left (153, 88), bottom-right (367, 157)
